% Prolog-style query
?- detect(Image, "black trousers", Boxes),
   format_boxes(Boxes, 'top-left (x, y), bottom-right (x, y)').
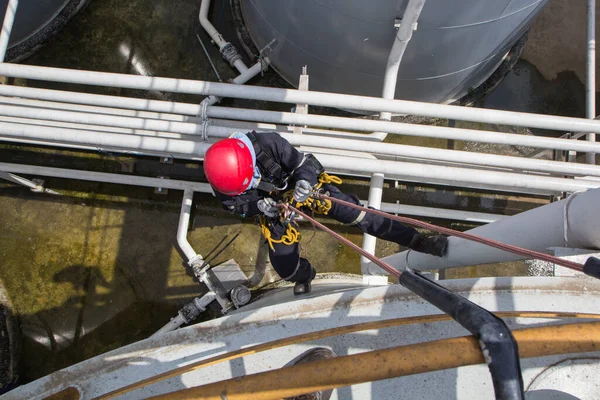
top-left (267, 184), bottom-right (418, 283)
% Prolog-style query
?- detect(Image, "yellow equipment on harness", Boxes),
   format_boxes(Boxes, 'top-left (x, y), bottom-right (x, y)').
top-left (284, 172), bottom-right (343, 215)
top-left (259, 215), bottom-right (302, 251)
top-left (259, 172), bottom-right (342, 250)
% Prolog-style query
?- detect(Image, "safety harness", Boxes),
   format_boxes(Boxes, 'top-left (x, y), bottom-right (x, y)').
top-left (260, 172), bottom-right (343, 250)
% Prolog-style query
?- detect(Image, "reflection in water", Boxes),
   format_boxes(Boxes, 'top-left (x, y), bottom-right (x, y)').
top-left (118, 40), bottom-right (153, 77)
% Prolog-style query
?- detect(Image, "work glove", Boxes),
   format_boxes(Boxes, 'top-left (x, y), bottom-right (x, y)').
top-left (257, 197), bottom-right (279, 218)
top-left (293, 180), bottom-right (312, 202)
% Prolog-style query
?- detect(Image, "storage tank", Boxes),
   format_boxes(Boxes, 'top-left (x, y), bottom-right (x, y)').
top-left (0, 0), bottom-right (89, 62)
top-left (238, 0), bottom-right (549, 103)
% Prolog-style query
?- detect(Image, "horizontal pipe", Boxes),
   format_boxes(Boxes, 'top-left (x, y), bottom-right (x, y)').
top-left (4, 84), bottom-right (599, 153)
top-left (1, 121), bottom-right (598, 194)
top-left (0, 162), bottom-right (213, 192)
top-left (208, 106), bottom-right (600, 154)
top-left (3, 100), bottom-right (600, 178)
top-left (0, 86), bottom-right (373, 141)
top-left (374, 188), bottom-right (600, 273)
top-left (0, 121), bottom-right (212, 156)
top-left (377, 202), bottom-right (505, 224)
top-left (4, 63), bottom-right (600, 134)
top-left (315, 154), bottom-right (599, 194)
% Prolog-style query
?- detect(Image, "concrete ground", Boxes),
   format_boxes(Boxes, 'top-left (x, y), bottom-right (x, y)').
top-left (0, 0), bottom-right (595, 384)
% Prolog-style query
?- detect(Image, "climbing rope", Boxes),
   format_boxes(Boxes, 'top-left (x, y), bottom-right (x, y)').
top-left (258, 215), bottom-right (302, 251)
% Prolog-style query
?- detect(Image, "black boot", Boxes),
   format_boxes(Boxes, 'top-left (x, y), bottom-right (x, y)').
top-left (409, 234), bottom-right (449, 257)
top-left (294, 264), bottom-right (317, 296)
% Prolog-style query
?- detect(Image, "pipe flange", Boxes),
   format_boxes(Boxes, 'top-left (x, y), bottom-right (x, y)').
top-left (230, 285), bottom-right (251, 308)
top-left (220, 43), bottom-right (242, 67)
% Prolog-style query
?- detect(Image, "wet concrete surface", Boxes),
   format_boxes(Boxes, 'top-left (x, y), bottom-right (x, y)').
top-left (0, 0), bottom-right (595, 386)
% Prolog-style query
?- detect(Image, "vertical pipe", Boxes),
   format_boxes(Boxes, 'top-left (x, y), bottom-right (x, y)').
top-left (0, 0), bottom-right (18, 62)
top-left (361, 173), bottom-right (385, 273)
top-left (177, 188), bottom-right (203, 265)
top-left (363, 0), bottom-right (426, 266)
top-left (588, 0), bottom-right (597, 165)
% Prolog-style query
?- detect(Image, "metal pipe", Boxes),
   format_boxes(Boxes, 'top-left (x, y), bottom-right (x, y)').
top-left (207, 106), bottom-right (600, 154)
top-left (4, 84), bottom-right (600, 154)
top-left (371, 188), bottom-right (600, 274)
top-left (0, 162), bottom-right (213, 192)
top-left (0, 171), bottom-right (41, 190)
top-left (361, 173), bottom-right (385, 274)
top-left (151, 292), bottom-right (217, 337)
top-left (1, 121), bottom-right (599, 194)
top-left (0, 86), bottom-right (372, 141)
top-left (0, 0), bottom-right (18, 62)
top-left (177, 188), bottom-right (202, 265)
top-left (379, 0), bottom-right (425, 121)
top-left (314, 153), bottom-right (599, 195)
top-left (588, 0), bottom-right (597, 165)
top-left (4, 100), bottom-right (600, 176)
top-left (5, 63), bottom-right (600, 134)
top-left (199, 0), bottom-right (247, 73)
top-left (377, 201), bottom-right (504, 224)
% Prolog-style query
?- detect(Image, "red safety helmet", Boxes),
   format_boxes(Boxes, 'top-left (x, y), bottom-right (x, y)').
top-left (204, 138), bottom-right (254, 195)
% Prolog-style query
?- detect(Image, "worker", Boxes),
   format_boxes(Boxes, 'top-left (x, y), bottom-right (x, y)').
top-left (204, 131), bottom-right (448, 295)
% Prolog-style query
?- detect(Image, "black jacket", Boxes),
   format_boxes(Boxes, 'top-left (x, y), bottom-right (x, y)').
top-left (213, 132), bottom-right (319, 217)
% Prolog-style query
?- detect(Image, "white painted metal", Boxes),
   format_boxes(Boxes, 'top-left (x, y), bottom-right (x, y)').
top-left (361, 173), bottom-right (384, 274)
top-left (369, 188), bottom-right (600, 274)
top-left (207, 106), bottom-right (600, 154)
top-left (5, 277), bottom-right (600, 400)
top-left (0, 0), bottom-right (18, 62)
top-left (198, 0), bottom-right (247, 73)
top-left (0, 162), bottom-right (213, 192)
top-left (4, 97), bottom-right (600, 177)
top-left (379, 0), bottom-right (425, 122)
top-left (587, 0), bottom-right (597, 165)
top-left (4, 63), bottom-right (600, 135)
top-left (315, 153), bottom-right (600, 195)
top-left (0, 170), bottom-right (41, 190)
top-left (177, 188), bottom-right (203, 265)
top-left (376, 201), bottom-right (505, 224)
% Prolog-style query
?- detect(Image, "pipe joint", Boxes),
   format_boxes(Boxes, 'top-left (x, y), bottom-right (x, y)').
top-left (220, 43), bottom-right (242, 68)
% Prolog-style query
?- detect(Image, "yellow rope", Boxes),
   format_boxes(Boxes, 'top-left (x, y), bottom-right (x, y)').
top-left (259, 216), bottom-right (302, 251)
top-left (284, 173), bottom-right (343, 215)
top-left (259, 173), bottom-right (342, 250)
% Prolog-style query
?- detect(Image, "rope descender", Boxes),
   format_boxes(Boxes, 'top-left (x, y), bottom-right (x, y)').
top-left (284, 172), bottom-right (343, 215)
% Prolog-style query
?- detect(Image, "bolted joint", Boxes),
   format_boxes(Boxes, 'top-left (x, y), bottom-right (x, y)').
top-left (220, 43), bottom-right (242, 68)
top-left (178, 301), bottom-right (203, 323)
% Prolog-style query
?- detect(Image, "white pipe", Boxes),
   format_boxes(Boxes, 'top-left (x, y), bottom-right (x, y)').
top-left (0, 171), bottom-right (40, 190)
top-left (199, 0), bottom-right (226, 49)
top-left (376, 201), bottom-right (505, 224)
top-left (0, 121), bottom-right (213, 159)
top-left (369, 188), bottom-right (600, 274)
top-left (199, 0), bottom-right (247, 74)
top-left (177, 188), bottom-right (203, 265)
top-left (587, 0), bottom-right (597, 165)
top-left (361, 173), bottom-right (385, 273)
top-left (0, 0), bottom-right (18, 62)
top-left (6, 97), bottom-right (600, 177)
top-left (3, 105), bottom-right (600, 183)
top-left (0, 85), bottom-right (372, 141)
top-left (151, 292), bottom-right (217, 337)
top-left (6, 97), bottom-right (600, 170)
top-left (315, 153), bottom-right (599, 194)
top-left (379, 0), bottom-right (425, 121)
top-left (5, 63), bottom-right (600, 134)
top-left (200, 60), bottom-right (266, 108)
top-left (0, 162), bottom-right (213, 192)
top-left (207, 107), bottom-right (600, 154)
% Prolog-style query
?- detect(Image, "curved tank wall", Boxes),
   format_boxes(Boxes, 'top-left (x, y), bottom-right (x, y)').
top-left (0, 0), bottom-right (88, 62)
top-left (240, 0), bottom-right (550, 103)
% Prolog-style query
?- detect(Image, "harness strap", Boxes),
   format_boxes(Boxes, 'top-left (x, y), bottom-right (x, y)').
top-left (247, 132), bottom-right (284, 182)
